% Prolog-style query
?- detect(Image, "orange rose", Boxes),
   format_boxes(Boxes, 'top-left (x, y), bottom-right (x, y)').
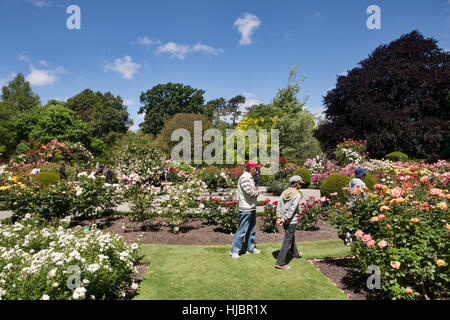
top-left (380, 206), bottom-right (390, 212)
top-left (405, 288), bottom-right (413, 294)
top-left (390, 261), bottom-right (401, 269)
top-left (436, 259), bottom-right (446, 267)
top-left (445, 224), bottom-right (450, 230)
top-left (370, 217), bottom-right (379, 223)
top-left (437, 202), bottom-right (448, 210)
top-left (335, 202), bottom-right (341, 208)
top-left (410, 218), bottom-right (419, 223)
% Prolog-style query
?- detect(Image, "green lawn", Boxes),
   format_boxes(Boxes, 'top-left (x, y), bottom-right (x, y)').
top-left (135, 240), bottom-right (351, 300)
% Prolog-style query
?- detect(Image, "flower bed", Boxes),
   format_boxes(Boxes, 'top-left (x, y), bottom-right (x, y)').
top-left (327, 161), bottom-right (450, 300)
top-left (0, 215), bottom-right (141, 300)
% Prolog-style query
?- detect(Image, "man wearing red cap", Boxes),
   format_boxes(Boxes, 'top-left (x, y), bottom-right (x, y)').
top-left (230, 161), bottom-right (263, 259)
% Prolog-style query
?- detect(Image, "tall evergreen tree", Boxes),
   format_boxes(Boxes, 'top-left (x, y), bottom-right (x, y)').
top-left (1, 73), bottom-right (40, 112)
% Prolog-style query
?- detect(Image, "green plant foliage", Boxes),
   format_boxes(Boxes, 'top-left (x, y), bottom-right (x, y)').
top-left (32, 171), bottom-right (60, 187)
top-left (266, 180), bottom-right (289, 196)
top-left (320, 174), bottom-right (351, 204)
top-left (293, 168), bottom-right (311, 186)
top-left (385, 151), bottom-right (409, 162)
top-left (258, 174), bottom-right (275, 186)
top-left (195, 166), bottom-right (232, 190)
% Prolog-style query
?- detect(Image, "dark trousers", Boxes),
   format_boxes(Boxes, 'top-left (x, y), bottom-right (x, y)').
top-left (276, 223), bottom-right (299, 266)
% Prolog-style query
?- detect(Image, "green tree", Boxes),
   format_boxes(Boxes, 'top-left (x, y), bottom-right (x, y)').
top-left (65, 89), bottom-right (132, 146)
top-left (154, 113), bottom-right (214, 157)
top-left (0, 101), bottom-right (19, 158)
top-left (204, 97), bottom-right (227, 124)
top-left (275, 111), bottom-right (322, 159)
top-left (139, 83), bottom-right (206, 135)
top-left (238, 66), bottom-right (321, 160)
top-left (14, 104), bottom-right (103, 154)
top-left (224, 95), bottom-right (246, 128)
top-left (1, 73), bottom-right (40, 112)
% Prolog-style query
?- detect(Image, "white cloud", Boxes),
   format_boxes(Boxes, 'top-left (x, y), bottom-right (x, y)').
top-left (123, 99), bottom-right (134, 106)
top-left (104, 56), bottom-right (141, 79)
top-left (38, 60), bottom-right (48, 67)
top-left (191, 43), bottom-right (224, 55)
top-left (233, 13), bottom-right (261, 46)
top-left (155, 42), bottom-right (223, 60)
top-left (242, 92), bottom-right (262, 109)
top-left (313, 12), bottom-right (322, 18)
top-left (129, 123), bottom-right (140, 132)
top-left (26, 0), bottom-right (51, 7)
top-left (25, 65), bottom-right (67, 86)
top-left (137, 36), bottom-right (161, 48)
top-left (156, 42), bottom-right (190, 60)
top-left (340, 71), bottom-right (348, 76)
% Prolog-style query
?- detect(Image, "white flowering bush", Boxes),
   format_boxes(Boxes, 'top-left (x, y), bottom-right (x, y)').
top-left (0, 215), bottom-right (141, 300)
top-left (112, 133), bottom-right (167, 184)
top-left (73, 174), bottom-right (121, 217)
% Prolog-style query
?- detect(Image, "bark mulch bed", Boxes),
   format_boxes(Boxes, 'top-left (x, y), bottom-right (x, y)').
top-left (310, 257), bottom-right (385, 300)
top-left (74, 215), bottom-right (340, 245)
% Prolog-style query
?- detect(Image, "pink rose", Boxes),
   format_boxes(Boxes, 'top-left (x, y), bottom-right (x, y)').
top-left (378, 241), bottom-right (388, 249)
top-left (366, 240), bottom-right (376, 248)
top-left (377, 214), bottom-right (385, 220)
top-left (361, 234), bottom-right (372, 242)
top-left (354, 230), bottom-right (364, 238)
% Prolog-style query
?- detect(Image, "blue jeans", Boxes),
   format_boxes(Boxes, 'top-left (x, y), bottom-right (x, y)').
top-left (231, 210), bottom-right (256, 254)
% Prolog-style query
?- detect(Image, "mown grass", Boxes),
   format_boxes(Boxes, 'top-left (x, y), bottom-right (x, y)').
top-left (135, 240), bottom-right (351, 300)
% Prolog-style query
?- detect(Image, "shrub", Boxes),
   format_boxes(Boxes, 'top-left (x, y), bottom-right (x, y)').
top-left (320, 174), bottom-right (351, 205)
top-left (73, 175), bottom-right (121, 218)
top-left (32, 171), bottom-right (60, 187)
top-left (334, 138), bottom-right (367, 166)
top-left (293, 168), bottom-right (311, 187)
top-left (350, 173), bottom-right (377, 191)
top-left (213, 200), bottom-right (240, 234)
top-left (266, 180), bottom-right (289, 196)
top-left (258, 174), bottom-right (275, 186)
top-left (297, 196), bottom-right (330, 230)
top-left (0, 216), bottom-right (141, 300)
top-left (195, 166), bottom-right (232, 190)
top-left (6, 182), bottom-right (74, 222)
top-left (385, 151), bottom-right (409, 162)
top-left (261, 199), bottom-right (279, 233)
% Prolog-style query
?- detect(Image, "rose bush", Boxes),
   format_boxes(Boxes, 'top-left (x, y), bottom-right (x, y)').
top-left (0, 215), bottom-right (141, 300)
top-left (328, 163), bottom-right (449, 300)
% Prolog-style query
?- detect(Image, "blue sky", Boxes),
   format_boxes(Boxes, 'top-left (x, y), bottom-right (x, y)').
top-left (1, 0), bottom-right (449, 131)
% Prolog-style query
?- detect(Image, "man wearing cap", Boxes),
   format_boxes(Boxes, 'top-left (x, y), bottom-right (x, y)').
top-left (274, 175), bottom-right (303, 270)
top-left (230, 161), bottom-right (263, 259)
top-left (345, 167), bottom-right (368, 245)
